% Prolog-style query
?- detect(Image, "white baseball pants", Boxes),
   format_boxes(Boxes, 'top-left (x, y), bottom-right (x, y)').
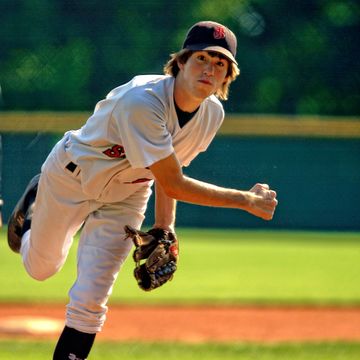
top-left (20, 139), bottom-right (152, 333)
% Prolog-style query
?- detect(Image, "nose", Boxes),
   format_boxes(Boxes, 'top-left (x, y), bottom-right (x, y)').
top-left (203, 62), bottom-right (215, 76)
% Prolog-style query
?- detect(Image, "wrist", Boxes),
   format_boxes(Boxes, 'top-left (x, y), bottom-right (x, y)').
top-left (234, 190), bottom-right (251, 209)
top-left (152, 224), bottom-right (175, 233)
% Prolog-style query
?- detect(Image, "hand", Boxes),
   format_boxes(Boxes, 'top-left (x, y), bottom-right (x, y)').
top-left (246, 183), bottom-right (278, 220)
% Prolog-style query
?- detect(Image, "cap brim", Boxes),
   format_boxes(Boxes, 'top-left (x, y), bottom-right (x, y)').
top-left (185, 44), bottom-right (238, 65)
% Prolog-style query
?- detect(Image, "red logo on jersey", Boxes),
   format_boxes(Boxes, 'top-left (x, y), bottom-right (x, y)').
top-left (213, 26), bottom-right (226, 39)
top-left (103, 144), bottom-right (126, 159)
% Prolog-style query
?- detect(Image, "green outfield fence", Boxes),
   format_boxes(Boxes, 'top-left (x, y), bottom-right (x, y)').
top-left (1, 113), bottom-right (360, 230)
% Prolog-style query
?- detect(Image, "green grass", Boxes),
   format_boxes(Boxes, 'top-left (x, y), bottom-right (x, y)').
top-left (0, 340), bottom-right (360, 360)
top-left (0, 227), bottom-right (359, 305)
top-left (1, 228), bottom-right (360, 359)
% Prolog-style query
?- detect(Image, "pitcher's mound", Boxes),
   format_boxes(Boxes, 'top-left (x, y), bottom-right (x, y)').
top-left (0, 316), bottom-right (62, 336)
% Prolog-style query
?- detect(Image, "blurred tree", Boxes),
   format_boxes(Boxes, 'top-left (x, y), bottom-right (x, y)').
top-left (194, 0), bottom-right (360, 115)
top-left (0, 0), bottom-right (359, 115)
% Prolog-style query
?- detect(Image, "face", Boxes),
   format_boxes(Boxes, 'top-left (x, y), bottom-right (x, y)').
top-left (177, 51), bottom-right (229, 103)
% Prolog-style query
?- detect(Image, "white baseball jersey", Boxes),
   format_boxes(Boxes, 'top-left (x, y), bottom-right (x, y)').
top-left (64, 75), bottom-right (224, 202)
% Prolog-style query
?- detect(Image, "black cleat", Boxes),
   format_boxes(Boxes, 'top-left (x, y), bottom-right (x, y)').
top-left (7, 174), bottom-right (40, 253)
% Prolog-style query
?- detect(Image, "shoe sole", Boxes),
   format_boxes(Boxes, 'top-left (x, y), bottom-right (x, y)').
top-left (7, 174), bottom-right (41, 253)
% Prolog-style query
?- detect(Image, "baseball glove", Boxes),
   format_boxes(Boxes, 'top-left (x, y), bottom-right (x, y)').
top-left (124, 225), bottom-right (179, 291)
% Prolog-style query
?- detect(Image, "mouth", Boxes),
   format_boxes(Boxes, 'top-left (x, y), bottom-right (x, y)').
top-left (198, 79), bottom-right (212, 86)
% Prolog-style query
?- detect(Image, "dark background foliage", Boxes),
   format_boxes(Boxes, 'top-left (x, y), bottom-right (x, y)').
top-left (0, 0), bottom-right (359, 115)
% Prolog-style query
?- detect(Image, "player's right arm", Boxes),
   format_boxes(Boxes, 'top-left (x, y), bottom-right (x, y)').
top-left (149, 152), bottom-right (278, 221)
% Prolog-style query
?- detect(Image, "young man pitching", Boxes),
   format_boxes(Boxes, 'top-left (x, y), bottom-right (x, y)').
top-left (8, 21), bottom-right (278, 359)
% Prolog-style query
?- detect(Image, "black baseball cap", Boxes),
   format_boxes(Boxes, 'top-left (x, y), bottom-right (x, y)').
top-left (182, 21), bottom-right (238, 65)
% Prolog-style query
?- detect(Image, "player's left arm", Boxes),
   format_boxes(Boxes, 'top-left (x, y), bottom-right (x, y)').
top-left (153, 180), bottom-right (177, 233)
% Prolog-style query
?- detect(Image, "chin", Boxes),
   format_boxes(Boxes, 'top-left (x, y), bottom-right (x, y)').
top-left (194, 87), bottom-right (213, 100)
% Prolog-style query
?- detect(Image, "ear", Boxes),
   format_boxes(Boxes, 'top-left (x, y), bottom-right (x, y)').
top-left (177, 59), bottom-right (185, 71)
top-left (222, 76), bottom-right (230, 85)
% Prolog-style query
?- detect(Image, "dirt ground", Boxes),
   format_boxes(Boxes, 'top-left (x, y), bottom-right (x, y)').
top-left (0, 304), bottom-right (360, 343)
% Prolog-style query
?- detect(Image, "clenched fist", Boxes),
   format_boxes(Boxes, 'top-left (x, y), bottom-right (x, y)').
top-left (246, 183), bottom-right (278, 220)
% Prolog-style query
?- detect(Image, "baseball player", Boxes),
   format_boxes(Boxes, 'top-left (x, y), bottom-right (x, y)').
top-left (7, 21), bottom-right (277, 359)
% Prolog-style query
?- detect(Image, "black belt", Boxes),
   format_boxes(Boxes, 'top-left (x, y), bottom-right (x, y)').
top-left (65, 161), bottom-right (78, 173)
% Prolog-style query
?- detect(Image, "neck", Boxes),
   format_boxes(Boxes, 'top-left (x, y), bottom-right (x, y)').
top-left (174, 76), bottom-right (203, 112)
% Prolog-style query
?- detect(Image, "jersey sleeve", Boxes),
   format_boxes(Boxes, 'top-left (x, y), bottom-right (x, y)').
top-left (113, 91), bottom-right (174, 169)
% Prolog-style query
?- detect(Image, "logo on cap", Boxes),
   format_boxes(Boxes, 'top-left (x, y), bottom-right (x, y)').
top-left (213, 26), bottom-right (226, 40)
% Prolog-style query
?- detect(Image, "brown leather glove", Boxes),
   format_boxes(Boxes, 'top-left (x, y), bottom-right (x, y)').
top-left (124, 225), bottom-right (179, 291)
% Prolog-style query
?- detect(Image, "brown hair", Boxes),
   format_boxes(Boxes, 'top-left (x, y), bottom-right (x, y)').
top-left (163, 49), bottom-right (240, 100)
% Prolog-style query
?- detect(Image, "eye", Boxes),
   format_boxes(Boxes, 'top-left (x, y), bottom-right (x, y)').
top-left (216, 60), bottom-right (227, 68)
top-left (197, 54), bottom-right (206, 61)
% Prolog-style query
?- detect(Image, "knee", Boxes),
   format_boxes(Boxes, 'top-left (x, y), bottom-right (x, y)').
top-left (25, 263), bottom-right (60, 281)
top-left (27, 271), bottom-right (52, 281)
top-left (22, 247), bottom-right (64, 281)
